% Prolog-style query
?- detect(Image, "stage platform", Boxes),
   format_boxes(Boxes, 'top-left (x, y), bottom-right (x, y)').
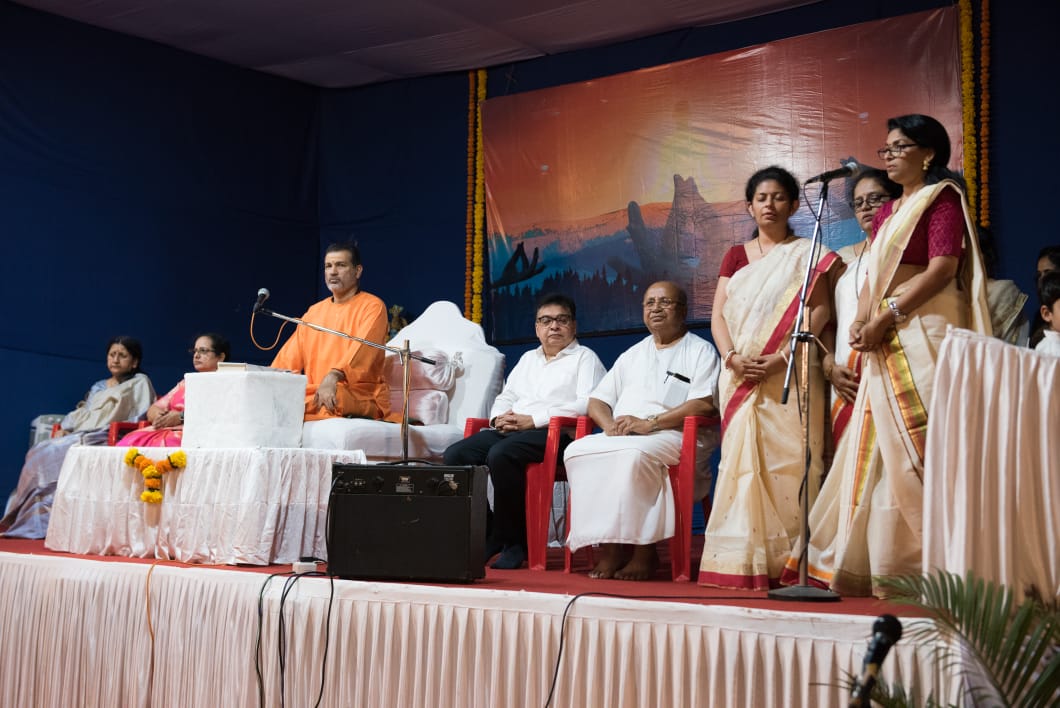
top-left (0, 538), bottom-right (952, 708)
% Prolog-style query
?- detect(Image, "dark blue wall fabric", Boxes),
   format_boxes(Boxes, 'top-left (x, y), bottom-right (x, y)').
top-left (315, 74), bottom-right (472, 319)
top-left (0, 2), bottom-right (320, 490)
top-left (2, 0), bottom-right (1058, 498)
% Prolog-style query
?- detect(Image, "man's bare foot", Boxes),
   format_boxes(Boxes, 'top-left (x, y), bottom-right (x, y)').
top-left (587, 543), bottom-right (625, 579)
top-left (614, 544), bottom-right (659, 581)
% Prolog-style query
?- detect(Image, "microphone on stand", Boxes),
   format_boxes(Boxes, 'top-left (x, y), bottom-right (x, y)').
top-left (805, 160), bottom-right (860, 184)
top-left (252, 288), bottom-right (270, 313)
top-left (848, 614), bottom-right (903, 707)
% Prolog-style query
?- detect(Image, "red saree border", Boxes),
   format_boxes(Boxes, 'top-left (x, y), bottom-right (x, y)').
top-left (829, 350), bottom-right (863, 447)
top-left (723, 250), bottom-right (840, 427)
top-left (778, 559), bottom-right (832, 589)
top-left (697, 570), bottom-right (777, 591)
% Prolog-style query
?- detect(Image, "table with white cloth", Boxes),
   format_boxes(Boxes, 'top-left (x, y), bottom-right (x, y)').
top-left (923, 328), bottom-right (1060, 596)
top-left (44, 446), bottom-right (366, 565)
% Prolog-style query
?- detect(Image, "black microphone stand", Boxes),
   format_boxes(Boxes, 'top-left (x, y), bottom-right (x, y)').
top-left (257, 305), bottom-right (436, 464)
top-left (767, 180), bottom-right (840, 602)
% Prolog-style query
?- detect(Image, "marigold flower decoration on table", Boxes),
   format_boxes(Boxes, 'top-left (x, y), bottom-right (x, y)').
top-left (124, 447), bottom-right (187, 503)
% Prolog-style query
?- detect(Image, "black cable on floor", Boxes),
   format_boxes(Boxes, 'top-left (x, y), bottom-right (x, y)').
top-left (543, 591), bottom-right (777, 708)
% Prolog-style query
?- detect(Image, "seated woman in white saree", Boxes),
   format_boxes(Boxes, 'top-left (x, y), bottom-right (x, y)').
top-left (784, 114), bottom-right (991, 597)
top-left (698, 166), bottom-right (839, 590)
top-left (1, 336), bottom-right (155, 539)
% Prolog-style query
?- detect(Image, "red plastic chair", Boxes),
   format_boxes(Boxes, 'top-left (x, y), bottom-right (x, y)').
top-left (462, 415), bottom-right (590, 570)
top-left (107, 420), bottom-right (150, 445)
top-left (51, 420), bottom-right (149, 445)
top-left (564, 414), bottom-right (720, 582)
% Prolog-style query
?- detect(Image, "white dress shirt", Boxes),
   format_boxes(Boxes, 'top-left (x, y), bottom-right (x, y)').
top-left (490, 340), bottom-right (606, 428)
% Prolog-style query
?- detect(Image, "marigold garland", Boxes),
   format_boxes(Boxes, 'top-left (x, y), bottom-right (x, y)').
top-left (471, 69), bottom-right (487, 325)
top-left (124, 447), bottom-right (187, 503)
top-left (977, 0), bottom-right (991, 227)
top-left (465, 70), bottom-right (477, 317)
top-left (958, 0), bottom-right (978, 227)
top-left (464, 68), bottom-right (487, 323)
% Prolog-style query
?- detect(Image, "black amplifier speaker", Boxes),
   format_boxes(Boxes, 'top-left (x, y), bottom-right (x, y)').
top-left (326, 463), bottom-right (488, 583)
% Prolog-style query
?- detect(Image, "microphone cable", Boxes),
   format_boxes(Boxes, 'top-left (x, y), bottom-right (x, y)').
top-left (249, 309), bottom-right (290, 352)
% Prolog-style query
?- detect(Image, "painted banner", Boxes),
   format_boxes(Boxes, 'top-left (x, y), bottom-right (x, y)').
top-left (482, 8), bottom-right (962, 342)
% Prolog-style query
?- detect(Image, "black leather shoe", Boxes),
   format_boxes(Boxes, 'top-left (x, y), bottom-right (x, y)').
top-left (490, 544), bottom-right (527, 570)
top-left (484, 537), bottom-right (504, 563)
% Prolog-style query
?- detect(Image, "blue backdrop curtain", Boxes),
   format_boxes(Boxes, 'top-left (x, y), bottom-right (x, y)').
top-left (2, 0), bottom-right (1058, 497)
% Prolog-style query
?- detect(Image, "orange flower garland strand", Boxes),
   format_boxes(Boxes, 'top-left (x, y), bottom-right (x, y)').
top-left (958, 0), bottom-right (978, 226)
top-left (464, 70), bottom-right (477, 317)
top-left (977, 0), bottom-right (991, 227)
top-left (471, 68), bottom-right (487, 325)
top-left (124, 447), bottom-right (187, 503)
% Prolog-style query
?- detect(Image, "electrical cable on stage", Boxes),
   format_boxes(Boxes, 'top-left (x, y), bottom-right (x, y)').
top-left (543, 590), bottom-right (779, 708)
top-left (255, 569), bottom-right (336, 708)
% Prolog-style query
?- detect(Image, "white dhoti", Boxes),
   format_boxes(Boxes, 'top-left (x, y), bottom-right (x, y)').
top-left (564, 430), bottom-right (682, 551)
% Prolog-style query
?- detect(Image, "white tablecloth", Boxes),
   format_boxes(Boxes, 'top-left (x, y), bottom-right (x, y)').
top-left (924, 328), bottom-right (1060, 596)
top-left (44, 446), bottom-right (365, 565)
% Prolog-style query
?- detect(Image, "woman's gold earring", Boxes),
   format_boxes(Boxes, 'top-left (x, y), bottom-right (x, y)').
top-left (922, 157), bottom-right (931, 172)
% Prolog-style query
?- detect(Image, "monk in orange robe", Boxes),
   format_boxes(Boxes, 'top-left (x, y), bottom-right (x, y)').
top-left (272, 243), bottom-right (390, 421)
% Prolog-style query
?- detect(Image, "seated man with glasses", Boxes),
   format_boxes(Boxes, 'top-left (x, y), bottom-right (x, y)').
top-left (443, 292), bottom-right (606, 569)
top-left (563, 281), bottom-right (721, 580)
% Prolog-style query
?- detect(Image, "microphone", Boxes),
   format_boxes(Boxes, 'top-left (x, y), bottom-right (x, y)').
top-left (252, 287), bottom-right (270, 313)
top-left (848, 614), bottom-right (903, 707)
top-left (805, 160), bottom-right (860, 184)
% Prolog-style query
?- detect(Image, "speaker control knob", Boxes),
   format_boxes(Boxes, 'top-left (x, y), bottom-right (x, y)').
top-left (372, 476), bottom-right (385, 493)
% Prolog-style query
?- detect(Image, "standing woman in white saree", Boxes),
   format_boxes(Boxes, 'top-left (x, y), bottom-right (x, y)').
top-left (698, 166), bottom-right (840, 590)
top-left (788, 114), bottom-right (991, 597)
top-left (819, 168), bottom-right (901, 452)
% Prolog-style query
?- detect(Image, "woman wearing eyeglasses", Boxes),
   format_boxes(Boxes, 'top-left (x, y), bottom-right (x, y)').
top-left (790, 114), bottom-right (991, 598)
top-left (117, 333), bottom-right (230, 448)
top-left (698, 166), bottom-right (840, 590)
top-left (819, 169), bottom-right (901, 448)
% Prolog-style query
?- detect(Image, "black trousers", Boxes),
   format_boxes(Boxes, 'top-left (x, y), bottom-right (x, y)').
top-left (443, 428), bottom-right (569, 547)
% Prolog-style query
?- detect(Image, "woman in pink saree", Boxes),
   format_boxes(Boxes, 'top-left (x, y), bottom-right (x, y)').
top-left (784, 115), bottom-right (991, 597)
top-left (698, 166), bottom-right (839, 590)
top-left (118, 333), bottom-right (229, 448)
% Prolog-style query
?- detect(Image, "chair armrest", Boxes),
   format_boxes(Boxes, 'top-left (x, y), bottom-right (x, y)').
top-left (675, 415), bottom-right (721, 500)
top-left (681, 415), bottom-right (720, 457)
top-left (464, 417), bottom-right (489, 438)
top-left (108, 420), bottom-right (149, 446)
top-left (538, 416), bottom-right (583, 463)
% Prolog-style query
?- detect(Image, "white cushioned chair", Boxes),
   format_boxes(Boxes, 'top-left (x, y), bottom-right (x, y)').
top-left (300, 301), bottom-right (505, 462)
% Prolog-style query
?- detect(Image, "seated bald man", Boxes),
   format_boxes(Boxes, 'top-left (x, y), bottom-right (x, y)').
top-left (564, 281), bottom-right (721, 580)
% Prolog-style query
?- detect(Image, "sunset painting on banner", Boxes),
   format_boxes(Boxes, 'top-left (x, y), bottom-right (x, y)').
top-left (482, 8), bottom-right (963, 342)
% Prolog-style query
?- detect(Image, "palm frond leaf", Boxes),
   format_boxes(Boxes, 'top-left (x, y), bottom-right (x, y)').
top-left (877, 570), bottom-right (1060, 708)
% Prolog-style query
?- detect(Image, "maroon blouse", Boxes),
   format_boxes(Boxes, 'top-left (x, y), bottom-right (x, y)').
top-left (719, 244), bottom-right (751, 278)
top-left (871, 186), bottom-right (965, 265)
